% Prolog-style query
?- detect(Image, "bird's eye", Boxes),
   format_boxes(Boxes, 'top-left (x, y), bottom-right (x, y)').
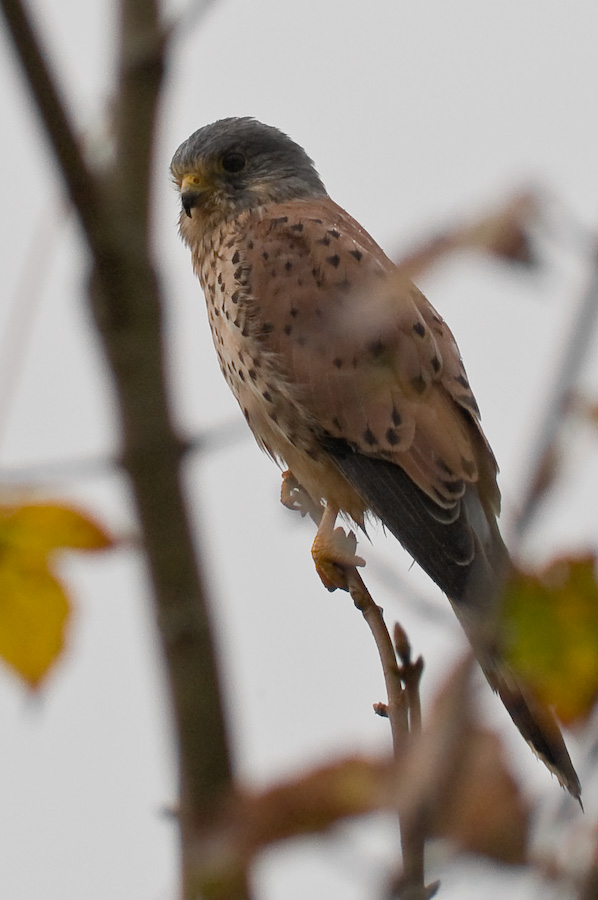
top-left (221, 151), bottom-right (246, 173)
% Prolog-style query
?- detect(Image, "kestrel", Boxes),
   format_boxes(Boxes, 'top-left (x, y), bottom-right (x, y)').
top-left (171, 117), bottom-right (579, 798)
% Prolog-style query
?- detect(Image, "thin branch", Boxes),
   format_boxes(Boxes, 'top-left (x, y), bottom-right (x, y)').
top-left (394, 623), bottom-right (423, 738)
top-left (512, 245), bottom-right (598, 541)
top-left (93, 0), bottom-right (235, 854)
top-left (113, 0), bottom-right (166, 234)
top-left (0, 418), bottom-right (247, 485)
top-left (0, 0), bottom-right (104, 254)
top-left (346, 570), bottom-right (409, 757)
top-left (393, 191), bottom-right (538, 282)
top-left (168, 0), bottom-right (221, 41)
top-left (386, 662), bottom-right (477, 900)
top-left (391, 626), bottom-right (427, 899)
top-left (0, 199), bottom-right (67, 452)
top-left (346, 570), bottom-right (434, 900)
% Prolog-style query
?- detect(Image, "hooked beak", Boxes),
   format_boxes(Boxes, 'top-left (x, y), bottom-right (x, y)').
top-left (180, 173), bottom-right (206, 218)
top-left (182, 191), bottom-right (201, 217)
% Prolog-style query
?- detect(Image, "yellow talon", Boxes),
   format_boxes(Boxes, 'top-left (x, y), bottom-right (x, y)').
top-left (311, 504), bottom-right (365, 592)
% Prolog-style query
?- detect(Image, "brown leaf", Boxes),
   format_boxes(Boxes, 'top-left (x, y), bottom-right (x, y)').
top-left (184, 678), bottom-right (528, 899)
top-left (457, 192), bottom-right (537, 265)
top-left (430, 727), bottom-right (529, 864)
top-left (183, 756), bottom-right (390, 900)
top-left (395, 191), bottom-right (539, 281)
top-left (236, 756), bottom-right (389, 850)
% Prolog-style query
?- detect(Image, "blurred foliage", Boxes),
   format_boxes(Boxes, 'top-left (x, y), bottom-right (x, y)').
top-left (427, 727), bottom-right (529, 864)
top-left (0, 502), bottom-right (113, 687)
top-left (502, 554), bottom-right (598, 724)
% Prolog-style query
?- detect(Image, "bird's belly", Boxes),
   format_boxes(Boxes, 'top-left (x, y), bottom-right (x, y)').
top-left (216, 339), bottom-right (366, 523)
top-left (200, 253), bottom-right (366, 522)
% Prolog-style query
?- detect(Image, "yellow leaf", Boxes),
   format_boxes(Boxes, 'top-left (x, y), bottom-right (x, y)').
top-left (0, 557), bottom-right (69, 687)
top-left (0, 503), bottom-right (113, 556)
top-left (501, 555), bottom-right (598, 723)
top-left (0, 502), bottom-right (113, 688)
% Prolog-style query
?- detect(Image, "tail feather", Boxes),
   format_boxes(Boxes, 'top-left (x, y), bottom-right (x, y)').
top-left (451, 524), bottom-right (581, 801)
top-left (450, 594), bottom-right (582, 801)
top-left (491, 668), bottom-right (581, 800)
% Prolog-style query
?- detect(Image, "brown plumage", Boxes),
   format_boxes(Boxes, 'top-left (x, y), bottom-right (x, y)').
top-left (171, 117), bottom-right (580, 799)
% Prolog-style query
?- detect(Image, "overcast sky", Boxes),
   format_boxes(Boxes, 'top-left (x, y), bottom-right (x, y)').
top-left (1, 1), bottom-right (598, 898)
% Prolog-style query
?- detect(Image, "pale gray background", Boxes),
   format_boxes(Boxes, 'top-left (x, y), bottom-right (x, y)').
top-left (0, 1), bottom-right (597, 898)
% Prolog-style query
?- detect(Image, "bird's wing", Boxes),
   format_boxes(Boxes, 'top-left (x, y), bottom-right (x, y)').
top-left (243, 198), bottom-right (500, 523)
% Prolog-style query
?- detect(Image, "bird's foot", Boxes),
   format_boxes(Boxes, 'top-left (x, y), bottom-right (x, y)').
top-left (280, 470), bottom-right (323, 524)
top-left (311, 506), bottom-right (365, 592)
top-left (281, 475), bottom-right (365, 590)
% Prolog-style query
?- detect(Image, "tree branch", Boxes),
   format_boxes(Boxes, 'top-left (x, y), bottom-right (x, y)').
top-left (513, 245), bottom-right (598, 541)
top-left (347, 570), bottom-right (409, 757)
top-left (0, 0), bottom-right (105, 255)
top-left (0, 1), bottom-right (243, 896)
top-left (347, 570), bottom-right (435, 900)
top-left (114, 0), bottom-right (166, 233)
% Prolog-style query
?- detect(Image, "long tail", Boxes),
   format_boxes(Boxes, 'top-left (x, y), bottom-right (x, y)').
top-left (449, 588), bottom-right (581, 801)
top-left (487, 663), bottom-right (581, 799)
top-left (449, 503), bottom-right (581, 801)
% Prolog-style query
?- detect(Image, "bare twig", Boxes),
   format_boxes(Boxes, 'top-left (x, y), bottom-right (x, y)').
top-left (0, 0), bottom-right (107, 261)
top-left (0, 418), bottom-right (247, 485)
top-left (387, 662), bottom-right (477, 900)
top-left (390, 625), bottom-right (427, 900)
top-left (394, 192), bottom-right (538, 283)
top-left (513, 245), bottom-right (598, 541)
top-left (169, 0), bottom-right (221, 41)
top-left (346, 572), bottom-right (434, 900)
top-left (346, 569), bottom-right (409, 757)
top-left (0, 200), bottom-right (67, 452)
top-left (394, 623), bottom-right (424, 737)
top-left (112, 0), bottom-right (166, 230)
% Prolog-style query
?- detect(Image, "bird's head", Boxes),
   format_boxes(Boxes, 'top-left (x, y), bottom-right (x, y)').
top-left (170, 117), bottom-right (328, 223)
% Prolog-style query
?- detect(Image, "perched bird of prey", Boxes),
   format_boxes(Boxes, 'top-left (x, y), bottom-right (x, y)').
top-left (171, 117), bottom-right (580, 798)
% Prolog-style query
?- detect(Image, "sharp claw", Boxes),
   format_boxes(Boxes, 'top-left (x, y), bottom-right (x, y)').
top-left (312, 515), bottom-right (365, 592)
top-left (280, 471), bottom-right (323, 522)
